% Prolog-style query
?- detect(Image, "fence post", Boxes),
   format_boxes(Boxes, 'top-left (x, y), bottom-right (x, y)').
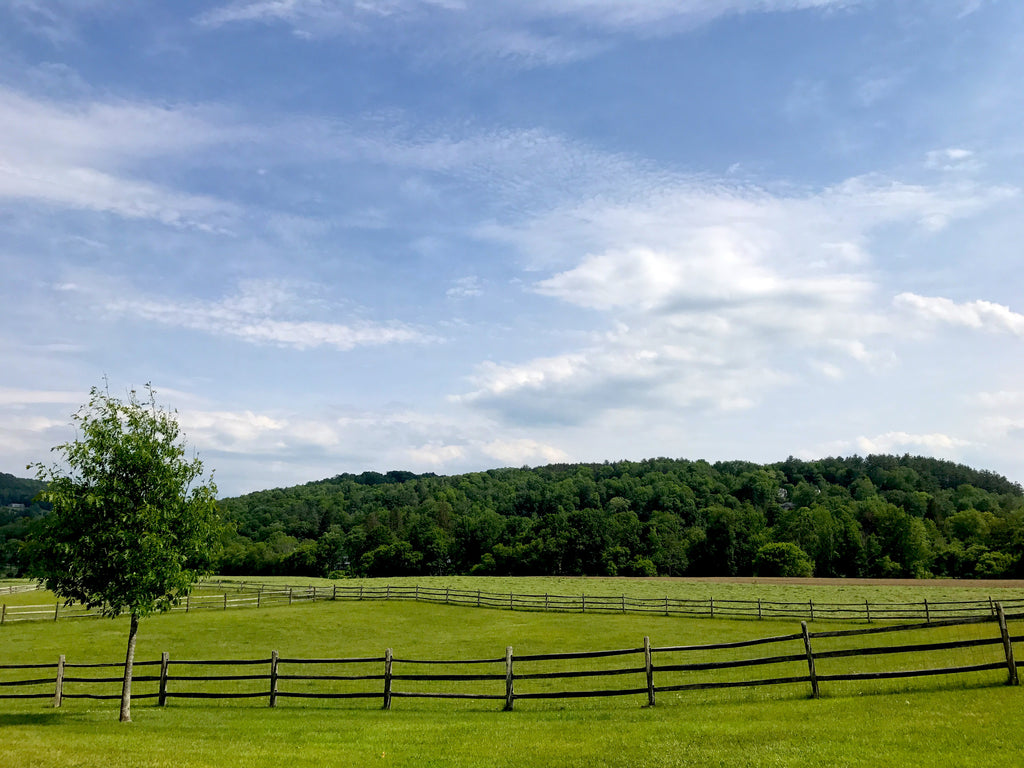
top-left (800, 622), bottom-right (820, 699)
top-left (415, 585), bottom-right (419, 602)
top-left (865, 599), bottom-right (870, 624)
top-left (757, 599), bottom-right (762, 620)
top-left (333, 584), bottom-right (337, 601)
top-left (476, 590), bottom-right (480, 608)
top-left (709, 598), bottom-right (714, 619)
top-left (53, 655), bottom-right (65, 707)
top-left (510, 592), bottom-right (514, 611)
top-left (504, 646), bottom-right (514, 711)
top-left (1, 603), bottom-right (5, 625)
top-left (924, 599), bottom-right (930, 624)
top-left (809, 600), bottom-right (814, 622)
top-left (257, 589), bottom-right (261, 609)
top-left (186, 594), bottom-right (190, 613)
top-left (288, 588), bottom-right (293, 606)
top-left (990, 597), bottom-right (996, 617)
top-left (269, 650), bottom-right (279, 707)
top-left (664, 596), bottom-right (668, 616)
top-left (581, 594), bottom-right (586, 614)
top-left (644, 636), bottom-right (655, 707)
top-left (386, 585), bottom-right (390, 600)
top-left (159, 652), bottom-right (169, 706)
top-left (544, 593), bottom-right (549, 611)
top-left (445, 588), bottom-right (449, 605)
top-left (383, 649), bottom-right (393, 710)
top-left (54, 602), bottom-right (59, 621)
top-left (359, 585), bottom-right (364, 601)
top-left (622, 595), bottom-right (626, 614)
top-left (224, 592), bottom-right (228, 611)
top-left (996, 603), bottom-right (1019, 686)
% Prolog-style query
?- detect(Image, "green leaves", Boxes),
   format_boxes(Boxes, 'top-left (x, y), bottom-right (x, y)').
top-left (27, 383), bottom-right (220, 619)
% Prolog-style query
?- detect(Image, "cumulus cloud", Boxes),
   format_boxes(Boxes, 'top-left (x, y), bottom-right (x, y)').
top-left (895, 294), bottom-right (1024, 337)
top-left (460, 172), bottom-right (1011, 428)
top-left (855, 431), bottom-right (972, 454)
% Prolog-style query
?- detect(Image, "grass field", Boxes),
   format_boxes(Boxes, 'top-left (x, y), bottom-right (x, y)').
top-left (2, 577), bottom-right (1023, 767)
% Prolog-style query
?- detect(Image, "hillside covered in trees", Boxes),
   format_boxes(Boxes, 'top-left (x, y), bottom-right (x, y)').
top-left (213, 455), bottom-right (1024, 580)
top-left (0, 472), bottom-right (48, 577)
top-left (4, 456), bottom-right (1022, 580)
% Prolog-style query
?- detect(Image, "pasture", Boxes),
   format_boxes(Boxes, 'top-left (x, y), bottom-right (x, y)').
top-left (2, 578), bottom-right (1023, 767)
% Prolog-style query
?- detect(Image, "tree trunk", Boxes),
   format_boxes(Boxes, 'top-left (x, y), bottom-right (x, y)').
top-left (120, 613), bottom-right (139, 722)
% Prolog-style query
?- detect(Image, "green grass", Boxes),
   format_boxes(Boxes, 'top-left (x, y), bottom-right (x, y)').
top-left (208, 574), bottom-right (1024, 606)
top-left (2, 590), bottom-right (1023, 767)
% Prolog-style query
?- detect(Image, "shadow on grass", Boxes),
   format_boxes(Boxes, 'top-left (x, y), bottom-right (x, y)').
top-left (0, 712), bottom-right (64, 726)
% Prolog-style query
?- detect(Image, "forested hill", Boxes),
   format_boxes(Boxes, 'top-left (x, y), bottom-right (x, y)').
top-left (0, 472), bottom-right (48, 577)
top-left (216, 455), bottom-right (1024, 580)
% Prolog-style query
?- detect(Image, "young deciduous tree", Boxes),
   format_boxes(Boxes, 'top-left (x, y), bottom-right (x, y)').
top-left (27, 384), bottom-right (219, 722)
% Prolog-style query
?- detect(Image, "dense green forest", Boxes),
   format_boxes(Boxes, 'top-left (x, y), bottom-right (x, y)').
top-left (5, 456), bottom-right (1024, 580)
top-left (213, 455), bottom-right (1024, 580)
top-left (0, 472), bottom-right (48, 577)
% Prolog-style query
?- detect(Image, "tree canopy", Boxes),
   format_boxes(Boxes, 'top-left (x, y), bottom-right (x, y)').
top-left (212, 454), bottom-right (1024, 581)
top-left (27, 384), bottom-right (219, 721)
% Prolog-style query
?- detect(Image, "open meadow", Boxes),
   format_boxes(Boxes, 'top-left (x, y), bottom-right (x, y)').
top-left (2, 577), bottom-right (1023, 767)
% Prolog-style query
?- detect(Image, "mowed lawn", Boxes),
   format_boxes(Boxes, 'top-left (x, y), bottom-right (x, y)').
top-left (2, 579), bottom-right (1023, 767)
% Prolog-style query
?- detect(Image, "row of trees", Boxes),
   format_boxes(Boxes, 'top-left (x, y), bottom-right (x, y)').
top-left (213, 455), bottom-right (1024, 580)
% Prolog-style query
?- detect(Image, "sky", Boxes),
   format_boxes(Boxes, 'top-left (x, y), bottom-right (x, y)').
top-left (2, 1), bottom-right (1024, 497)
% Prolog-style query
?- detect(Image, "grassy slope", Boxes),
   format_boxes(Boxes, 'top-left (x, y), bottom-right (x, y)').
top-left (2, 585), bottom-right (1023, 768)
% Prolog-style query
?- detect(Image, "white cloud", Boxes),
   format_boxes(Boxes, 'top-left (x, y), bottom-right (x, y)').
top-left (0, 388), bottom-right (84, 407)
top-left (463, 172), bottom-right (1014, 428)
top-left (481, 438), bottom-right (568, 466)
top-left (895, 293), bottom-right (1024, 337)
top-left (197, 0), bottom-right (858, 64)
top-left (446, 276), bottom-right (483, 298)
top-left (855, 431), bottom-right (971, 454)
top-left (0, 87), bottom-right (241, 227)
top-left (925, 147), bottom-right (980, 172)
top-left (103, 280), bottom-right (438, 351)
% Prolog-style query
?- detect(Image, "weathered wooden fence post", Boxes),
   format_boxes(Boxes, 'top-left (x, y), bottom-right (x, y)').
top-left (544, 593), bottom-right (549, 611)
top-left (158, 652), bottom-right (169, 706)
top-left (664, 596), bottom-right (668, 616)
top-left (809, 600), bottom-right (814, 622)
top-left (996, 603), bottom-right (1019, 686)
top-left (288, 587), bottom-right (293, 606)
top-left (223, 592), bottom-right (228, 611)
top-left (53, 654), bottom-right (65, 707)
top-left (383, 649), bottom-right (393, 710)
top-left (54, 602), bottom-right (59, 622)
top-left (504, 646), bottom-right (514, 711)
top-left (1, 603), bottom-right (6, 625)
top-left (709, 598), bottom-right (714, 619)
top-left (476, 589), bottom-right (481, 608)
top-left (269, 650), bottom-right (279, 707)
top-left (186, 594), bottom-right (190, 613)
top-left (644, 636), bottom-right (655, 707)
top-left (332, 584), bottom-right (337, 601)
top-left (621, 595), bottom-right (626, 614)
top-left (800, 622), bottom-right (819, 699)
top-left (924, 599), bottom-right (930, 624)
top-left (865, 599), bottom-right (870, 623)
top-left (256, 589), bottom-right (261, 609)
top-left (757, 599), bottom-right (762, 620)
top-left (581, 594), bottom-right (586, 614)
top-left (510, 592), bottom-right (514, 611)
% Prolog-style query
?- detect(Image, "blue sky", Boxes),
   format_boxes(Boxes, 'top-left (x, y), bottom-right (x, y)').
top-left (3, 0), bottom-right (1024, 496)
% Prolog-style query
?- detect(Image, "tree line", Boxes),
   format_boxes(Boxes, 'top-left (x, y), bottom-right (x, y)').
top-left (212, 455), bottom-right (1024, 580)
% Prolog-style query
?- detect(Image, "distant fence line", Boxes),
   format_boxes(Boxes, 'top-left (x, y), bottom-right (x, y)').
top-left (1, 607), bottom-right (1020, 712)
top-left (4, 580), bottom-right (1024, 625)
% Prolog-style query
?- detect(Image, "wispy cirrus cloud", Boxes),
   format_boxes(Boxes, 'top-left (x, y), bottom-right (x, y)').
top-left (196, 0), bottom-right (861, 64)
top-left (0, 87), bottom-right (242, 227)
top-left (102, 279), bottom-right (438, 351)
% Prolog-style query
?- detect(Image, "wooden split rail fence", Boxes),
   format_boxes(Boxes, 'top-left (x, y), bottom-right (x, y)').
top-left (4, 581), bottom-right (1024, 625)
top-left (2, 606), bottom-right (1020, 711)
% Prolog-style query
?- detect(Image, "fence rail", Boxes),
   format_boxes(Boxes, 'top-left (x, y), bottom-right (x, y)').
top-left (4, 580), bottom-right (1024, 625)
top-left (2, 606), bottom-right (1020, 712)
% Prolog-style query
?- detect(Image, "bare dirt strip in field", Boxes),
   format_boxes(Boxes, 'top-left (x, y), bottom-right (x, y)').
top-left (624, 576), bottom-right (1024, 589)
